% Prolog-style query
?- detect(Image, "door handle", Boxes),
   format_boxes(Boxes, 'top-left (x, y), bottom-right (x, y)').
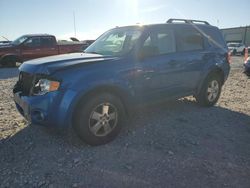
top-left (35, 49), bottom-right (41, 51)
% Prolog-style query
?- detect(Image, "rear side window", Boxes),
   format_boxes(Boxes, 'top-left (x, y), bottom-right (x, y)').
top-left (40, 37), bottom-right (55, 47)
top-left (175, 28), bottom-right (204, 52)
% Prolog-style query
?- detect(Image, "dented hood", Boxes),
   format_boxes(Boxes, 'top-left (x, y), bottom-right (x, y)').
top-left (19, 53), bottom-right (118, 74)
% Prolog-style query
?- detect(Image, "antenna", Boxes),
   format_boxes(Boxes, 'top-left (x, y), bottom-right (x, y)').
top-left (217, 19), bottom-right (220, 27)
top-left (73, 11), bottom-right (77, 37)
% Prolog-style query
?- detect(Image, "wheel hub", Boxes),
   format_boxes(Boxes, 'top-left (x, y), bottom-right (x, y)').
top-left (89, 103), bottom-right (118, 137)
top-left (207, 80), bottom-right (219, 102)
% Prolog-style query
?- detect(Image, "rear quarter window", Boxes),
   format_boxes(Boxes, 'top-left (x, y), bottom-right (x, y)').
top-left (199, 27), bottom-right (227, 49)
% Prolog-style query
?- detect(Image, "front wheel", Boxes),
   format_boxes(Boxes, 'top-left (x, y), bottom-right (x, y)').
top-left (73, 93), bottom-right (125, 146)
top-left (1, 57), bottom-right (17, 67)
top-left (195, 74), bottom-right (222, 107)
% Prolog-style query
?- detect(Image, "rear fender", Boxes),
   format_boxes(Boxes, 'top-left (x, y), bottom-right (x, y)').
top-left (196, 64), bottom-right (225, 95)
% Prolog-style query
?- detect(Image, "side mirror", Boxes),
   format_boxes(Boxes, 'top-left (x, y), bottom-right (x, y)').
top-left (137, 46), bottom-right (159, 60)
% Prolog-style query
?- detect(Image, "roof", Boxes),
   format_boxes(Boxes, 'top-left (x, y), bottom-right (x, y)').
top-left (114, 19), bottom-right (216, 30)
top-left (114, 22), bottom-right (216, 31)
top-left (22, 34), bottom-right (54, 37)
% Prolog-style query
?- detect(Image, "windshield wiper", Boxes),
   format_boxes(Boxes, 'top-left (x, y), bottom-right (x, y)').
top-left (84, 51), bottom-right (101, 55)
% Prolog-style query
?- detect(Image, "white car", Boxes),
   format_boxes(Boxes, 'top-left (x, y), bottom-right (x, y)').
top-left (227, 42), bottom-right (246, 55)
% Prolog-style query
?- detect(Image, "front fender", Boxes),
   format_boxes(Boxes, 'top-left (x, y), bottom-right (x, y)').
top-left (59, 79), bottom-right (135, 128)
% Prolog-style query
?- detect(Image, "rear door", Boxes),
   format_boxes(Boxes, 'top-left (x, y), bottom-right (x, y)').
top-left (172, 25), bottom-right (206, 91)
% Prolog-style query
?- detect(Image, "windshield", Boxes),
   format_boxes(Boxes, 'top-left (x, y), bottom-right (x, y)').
top-left (12, 35), bottom-right (28, 45)
top-left (85, 27), bottom-right (142, 56)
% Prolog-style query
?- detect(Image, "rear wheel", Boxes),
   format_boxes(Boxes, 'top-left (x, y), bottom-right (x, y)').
top-left (73, 93), bottom-right (125, 145)
top-left (195, 74), bottom-right (222, 107)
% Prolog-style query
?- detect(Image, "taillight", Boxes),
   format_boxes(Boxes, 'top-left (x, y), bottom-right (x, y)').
top-left (227, 52), bottom-right (232, 64)
top-left (244, 47), bottom-right (248, 62)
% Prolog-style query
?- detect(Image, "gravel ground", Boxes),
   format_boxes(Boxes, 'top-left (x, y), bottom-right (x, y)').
top-left (0, 57), bottom-right (249, 188)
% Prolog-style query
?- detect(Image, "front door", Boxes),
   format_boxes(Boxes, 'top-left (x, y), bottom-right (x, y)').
top-left (21, 37), bottom-right (43, 61)
top-left (132, 26), bottom-right (184, 103)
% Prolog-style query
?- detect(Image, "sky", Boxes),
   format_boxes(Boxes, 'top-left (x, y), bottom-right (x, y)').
top-left (0, 0), bottom-right (249, 41)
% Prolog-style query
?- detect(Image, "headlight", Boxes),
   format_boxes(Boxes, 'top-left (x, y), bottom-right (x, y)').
top-left (34, 79), bottom-right (60, 95)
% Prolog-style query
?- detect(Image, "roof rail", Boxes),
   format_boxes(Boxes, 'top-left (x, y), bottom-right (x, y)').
top-left (167, 18), bottom-right (210, 25)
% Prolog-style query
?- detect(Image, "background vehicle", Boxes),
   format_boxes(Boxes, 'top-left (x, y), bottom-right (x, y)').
top-left (227, 42), bottom-right (247, 55)
top-left (81, 40), bottom-right (95, 50)
top-left (13, 19), bottom-right (230, 145)
top-left (244, 57), bottom-right (250, 76)
top-left (0, 34), bottom-right (91, 67)
top-left (0, 36), bottom-right (11, 46)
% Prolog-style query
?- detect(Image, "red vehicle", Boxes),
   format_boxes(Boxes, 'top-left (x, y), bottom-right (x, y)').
top-left (0, 34), bottom-right (89, 67)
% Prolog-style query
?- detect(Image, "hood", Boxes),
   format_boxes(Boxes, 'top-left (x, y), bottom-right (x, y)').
top-left (19, 53), bottom-right (119, 74)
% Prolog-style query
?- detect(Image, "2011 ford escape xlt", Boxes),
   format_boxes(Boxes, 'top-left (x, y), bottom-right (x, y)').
top-left (13, 19), bottom-right (230, 145)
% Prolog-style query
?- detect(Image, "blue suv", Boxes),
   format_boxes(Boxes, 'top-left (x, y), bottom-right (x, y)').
top-left (13, 19), bottom-right (230, 145)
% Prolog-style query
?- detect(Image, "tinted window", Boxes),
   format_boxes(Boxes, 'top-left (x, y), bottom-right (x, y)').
top-left (41, 37), bottom-right (55, 47)
top-left (176, 28), bottom-right (203, 52)
top-left (200, 27), bottom-right (227, 49)
top-left (24, 37), bottom-right (41, 47)
top-left (141, 28), bottom-right (175, 56)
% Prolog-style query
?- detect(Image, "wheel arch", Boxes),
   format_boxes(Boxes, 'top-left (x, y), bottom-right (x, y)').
top-left (71, 84), bottom-right (134, 124)
top-left (196, 66), bottom-right (225, 95)
top-left (0, 54), bottom-right (22, 65)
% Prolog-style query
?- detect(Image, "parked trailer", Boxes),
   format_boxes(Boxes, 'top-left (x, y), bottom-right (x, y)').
top-left (221, 26), bottom-right (250, 46)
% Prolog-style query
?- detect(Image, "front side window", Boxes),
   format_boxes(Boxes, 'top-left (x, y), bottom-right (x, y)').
top-left (85, 27), bottom-right (142, 56)
top-left (12, 36), bottom-right (29, 45)
top-left (24, 37), bottom-right (41, 47)
top-left (176, 28), bottom-right (204, 52)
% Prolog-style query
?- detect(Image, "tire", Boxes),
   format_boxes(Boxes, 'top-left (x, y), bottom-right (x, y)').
top-left (241, 49), bottom-right (245, 56)
top-left (232, 49), bottom-right (236, 56)
top-left (2, 57), bottom-right (16, 67)
top-left (195, 74), bottom-right (222, 107)
top-left (73, 93), bottom-right (125, 146)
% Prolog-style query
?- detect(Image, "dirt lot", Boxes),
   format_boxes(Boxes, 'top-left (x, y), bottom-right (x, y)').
top-left (0, 57), bottom-right (249, 188)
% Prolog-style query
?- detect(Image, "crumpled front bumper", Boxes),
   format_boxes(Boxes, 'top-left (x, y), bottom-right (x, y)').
top-left (13, 88), bottom-right (78, 128)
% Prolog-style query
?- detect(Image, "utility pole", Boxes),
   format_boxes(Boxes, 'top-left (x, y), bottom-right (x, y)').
top-left (73, 11), bottom-right (76, 37)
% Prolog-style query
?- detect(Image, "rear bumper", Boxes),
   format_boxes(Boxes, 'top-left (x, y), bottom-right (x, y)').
top-left (13, 89), bottom-right (78, 128)
top-left (244, 63), bottom-right (250, 76)
top-left (222, 63), bottom-right (230, 84)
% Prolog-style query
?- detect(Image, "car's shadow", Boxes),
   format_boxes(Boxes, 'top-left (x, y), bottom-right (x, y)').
top-left (1, 99), bottom-right (250, 187)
